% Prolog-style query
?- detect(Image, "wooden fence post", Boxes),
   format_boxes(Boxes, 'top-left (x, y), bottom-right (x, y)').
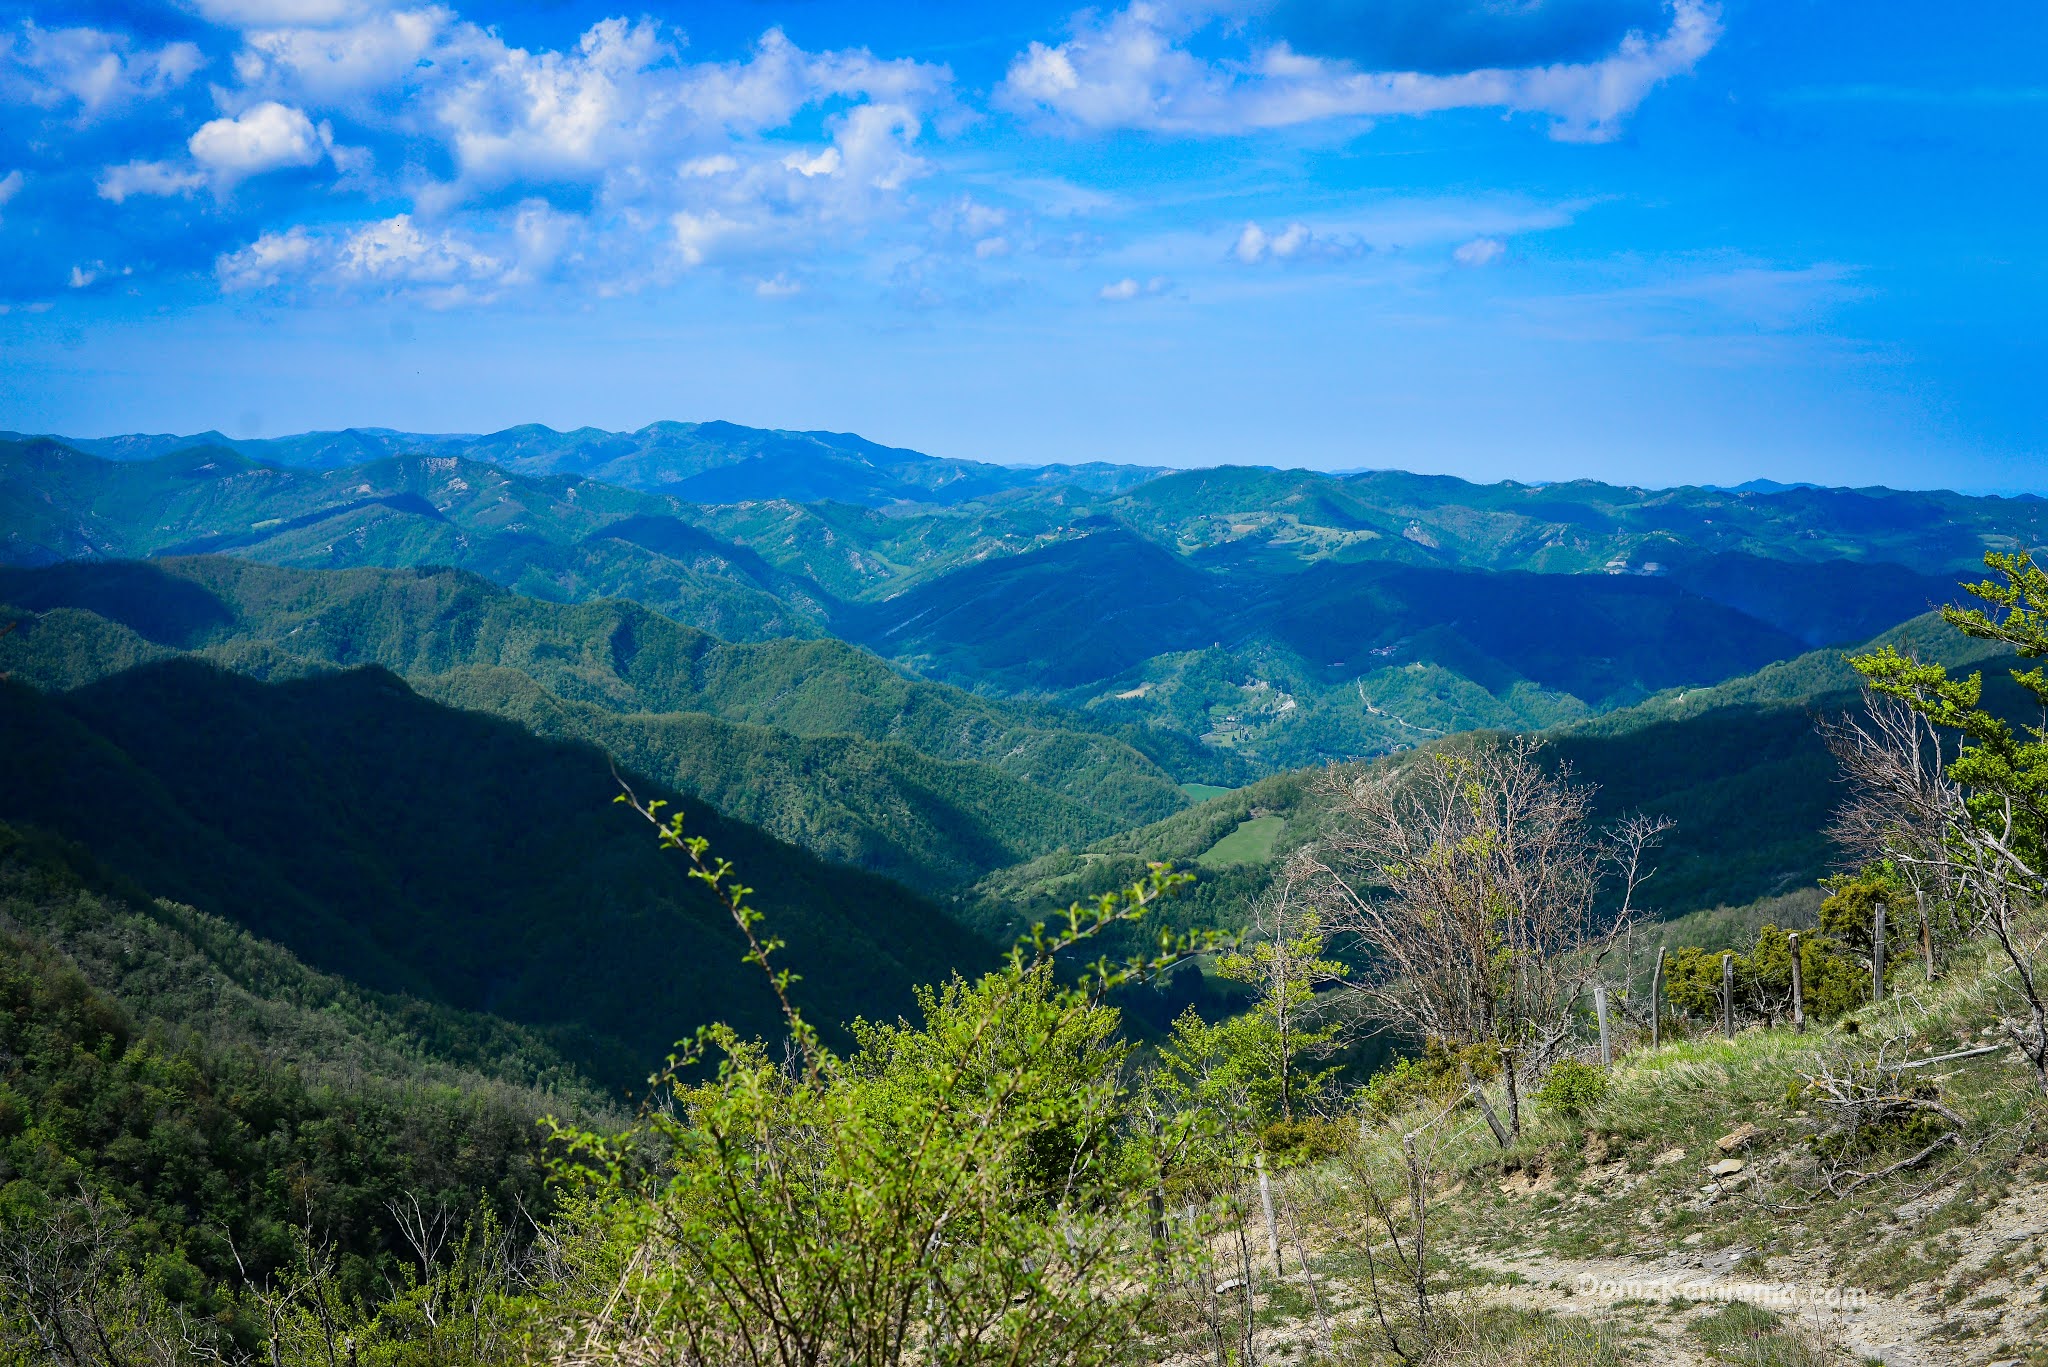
top-left (1721, 952), bottom-right (1735, 1040)
top-left (1593, 983), bottom-right (1612, 1066)
top-left (1788, 931), bottom-right (1804, 1033)
top-left (1873, 901), bottom-right (1887, 1003)
top-left (1150, 1188), bottom-right (1168, 1278)
top-left (1650, 947), bottom-right (1666, 1050)
top-left (1403, 1133), bottom-right (1429, 1322)
top-left (1918, 889), bottom-right (1936, 981)
top-left (1468, 1081), bottom-right (1510, 1147)
top-left (1256, 1153), bottom-right (1282, 1275)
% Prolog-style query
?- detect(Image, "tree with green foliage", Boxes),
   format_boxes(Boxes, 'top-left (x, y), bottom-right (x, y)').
top-left (1839, 550), bottom-right (2048, 1093)
top-left (539, 784), bottom-right (1224, 1366)
top-left (1212, 875), bottom-right (1347, 1125)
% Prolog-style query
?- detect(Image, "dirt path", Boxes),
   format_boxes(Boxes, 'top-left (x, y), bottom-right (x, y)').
top-left (1462, 1244), bottom-right (1953, 1365)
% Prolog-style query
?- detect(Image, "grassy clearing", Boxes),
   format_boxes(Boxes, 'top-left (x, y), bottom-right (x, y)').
top-left (1181, 782), bottom-right (1237, 803)
top-left (1416, 937), bottom-right (2048, 1272)
top-left (1198, 815), bottom-right (1286, 868)
top-left (1690, 1303), bottom-right (1842, 1367)
top-left (1324, 1303), bottom-right (1644, 1365)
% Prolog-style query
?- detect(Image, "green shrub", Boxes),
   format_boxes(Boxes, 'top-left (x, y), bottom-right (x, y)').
top-left (1259, 1116), bottom-right (1349, 1168)
top-left (1535, 1060), bottom-right (1611, 1118)
top-left (1665, 918), bottom-right (1875, 1027)
top-left (1356, 1039), bottom-right (1495, 1123)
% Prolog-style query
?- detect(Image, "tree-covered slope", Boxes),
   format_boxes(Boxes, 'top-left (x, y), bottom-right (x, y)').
top-left (963, 610), bottom-right (2030, 931)
top-left (0, 559), bottom-right (1195, 885)
top-left (0, 819), bottom-right (629, 1331)
top-left (0, 660), bottom-right (997, 1088)
top-left (0, 556), bottom-right (1188, 818)
top-left (421, 665), bottom-right (1126, 888)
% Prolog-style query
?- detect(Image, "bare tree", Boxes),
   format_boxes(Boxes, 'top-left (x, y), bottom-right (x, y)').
top-left (1297, 736), bottom-right (1669, 1134)
top-left (1824, 692), bottom-right (1967, 941)
top-left (0, 1189), bottom-right (204, 1367)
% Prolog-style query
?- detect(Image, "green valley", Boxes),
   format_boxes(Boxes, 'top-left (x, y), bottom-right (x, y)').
top-left (0, 660), bottom-right (995, 1085)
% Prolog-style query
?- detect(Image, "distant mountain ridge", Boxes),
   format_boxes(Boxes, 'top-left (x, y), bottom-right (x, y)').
top-left (963, 610), bottom-right (2031, 946)
top-left (9, 420), bottom-right (1170, 507)
top-left (6, 431), bottom-right (2027, 775)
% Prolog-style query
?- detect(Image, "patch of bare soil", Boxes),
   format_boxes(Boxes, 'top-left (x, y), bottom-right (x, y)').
top-left (1457, 1167), bottom-right (2048, 1367)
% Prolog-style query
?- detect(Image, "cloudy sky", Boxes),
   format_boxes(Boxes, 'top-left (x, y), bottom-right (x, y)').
top-left (1, 0), bottom-right (2041, 489)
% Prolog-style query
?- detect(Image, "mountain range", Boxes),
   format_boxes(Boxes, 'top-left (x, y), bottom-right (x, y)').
top-left (6, 416), bottom-right (2034, 1062)
top-left (8, 426), bottom-right (2030, 774)
top-left (11, 420), bottom-right (1164, 507)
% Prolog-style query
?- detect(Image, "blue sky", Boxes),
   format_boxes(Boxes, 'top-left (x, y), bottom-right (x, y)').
top-left (1, 0), bottom-right (2043, 490)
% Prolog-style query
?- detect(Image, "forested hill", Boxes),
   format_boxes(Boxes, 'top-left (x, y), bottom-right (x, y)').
top-left (0, 822), bottom-right (608, 1326)
top-left (0, 557), bottom-right (1192, 889)
top-left (960, 610), bottom-right (2029, 941)
top-left (0, 659), bottom-right (996, 1089)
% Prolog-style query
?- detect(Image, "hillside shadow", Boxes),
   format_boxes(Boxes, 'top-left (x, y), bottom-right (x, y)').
top-left (0, 560), bottom-right (235, 647)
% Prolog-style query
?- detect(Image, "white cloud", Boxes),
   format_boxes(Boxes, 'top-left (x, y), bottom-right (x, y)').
top-left (4, 23), bottom-right (203, 118)
top-left (0, 169), bottom-right (20, 217)
top-left (754, 272), bottom-right (801, 297)
top-left (425, 16), bottom-right (670, 204)
top-left (827, 102), bottom-right (925, 191)
top-left (238, 7), bottom-right (450, 104)
top-left (215, 213), bottom-right (512, 303)
top-left (1099, 274), bottom-right (1170, 300)
top-left (1454, 236), bottom-right (1505, 266)
top-left (936, 195), bottom-right (1008, 235)
top-left (675, 27), bottom-right (949, 134)
top-left (501, 200), bottom-right (578, 285)
top-left (974, 236), bottom-right (1011, 259)
top-left (672, 209), bottom-right (741, 267)
top-left (339, 213), bottom-right (500, 283)
top-left (1001, 0), bottom-right (1720, 141)
top-left (782, 147), bottom-right (842, 177)
top-left (1231, 218), bottom-right (1366, 264)
top-left (189, 101), bottom-right (327, 186)
top-left (68, 263), bottom-right (98, 288)
top-left (1269, 223), bottom-right (1309, 258)
top-left (97, 159), bottom-right (206, 202)
top-left (216, 225), bottom-right (318, 290)
top-left (194, 0), bottom-right (378, 28)
top-left (681, 153), bottom-right (739, 177)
